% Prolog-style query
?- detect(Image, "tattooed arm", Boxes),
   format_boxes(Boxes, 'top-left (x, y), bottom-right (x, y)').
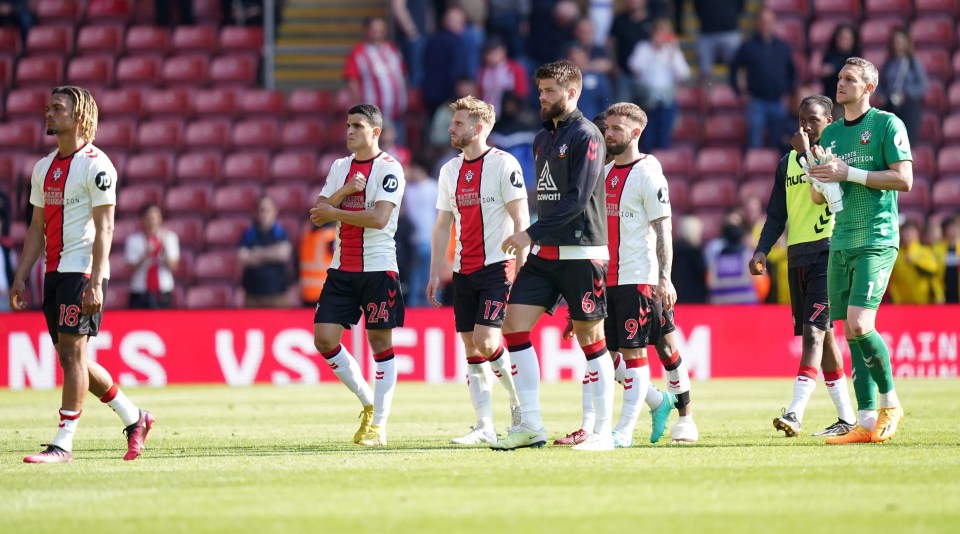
top-left (653, 216), bottom-right (677, 311)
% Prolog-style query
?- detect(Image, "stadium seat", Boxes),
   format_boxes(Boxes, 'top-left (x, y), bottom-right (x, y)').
top-left (0, 55), bottom-right (12, 89)
top-left (937, 145), bottom-right (960, 178)
top-left (193, 0), bottom-right (224, 24)
top-left (692, 209), bottom-right (727, 242)
top-left (231, 118), bottom-right (279, 151)
top-left (862, 46), bottom-right (888, 69)
top-left (34, 0), bottom-right (83, 24)
top-left (744, 148), bottom-right (781, 181)
top-left (270, 151), bottom-right (319, 184)
top-left (864, 0), bottom-right (911, 18)
top-left (76, 24), bottom-right (124, 56)
top-left (143, 87), bottom-right (193, 119)
top-left (287, 89), bottom-right (334, 117)
top-left (695, 147), bottom-right (742, 181)
top-left (173, 250), bottom-right (194, 286)
top-left (66, 56), bottom-right (115, 87)
top-left (136, 119), bottom-right (183, 152)
top-left (671, 114), bottom-right (702, 149)
top-left (203, 217), bottom-right (249, 249)
top-left (651, 147), bottom-right (694, 181)
top-left (222, 152), bottom-right (271, 183)
top-left (666, 180), bottom-right (688, 211)
top-left (942, 114), bottom-right (960, 145)
top-left (919, 112), bottom-right (942, 147)
top-left (923, 84), bottom-right (946, 114)
top-left (117, 184), bottom-right (164, 216)
top-left (15, 55), bottom-right (63, 88)
top-left (115, 56), bottom-right (162, 87)
top-left (739, 178), bottom-right (775, 204)
top-left (185, 284), bottom-right (234, 309)
top-left (0, 154), bottom-right (16, 187)
top-left (111, 217), bottom-right (141, 249)
top-left (949, 82), bottom-right (960, 112)
top-left (277, 215), bottom-right (302, 245)
top-left (104, 281), bottom-right (129, 310)
top-left (239, 89), bottom-right (286, 117)
top-left (162, 54), bottom-right (210, 87)
top-left (184, 118), bottom-right (232, 150)
top-left (86, 0), bottom-right (133, 24)
top-left (171, 26), bottom-right (218, 55)
top-left (705, 85), bottom-right (741, 112)
top-left (94, 119), bottom-right (135, 153)
top-left (932, 179), bottom-right (960, 209)
top-left (307, 184), bottom-right (325, 205)
top-left (174, 151), bottom-right (222, 184)
top-left (0, 27), bottom-right (22, 56)
top-left (859, 18), bottom-right (902, 48)
top-left (911, 145), bottom-right (936, 179)
top-left (209, 55), bottom-right (258, 87)
top-left (763, 0), bottom-right (809, 20)
top-left (775, 19), bottom-right (806, 50)
top-left (96, 88), bottom-right (142, 119)
top-left (4, 88), bottom-right (47, 120)
top-left (213, 184), bottom-right (262, 215)
top-left (915, 49), bottom-right (951, 81)
top-left (191, 88), bottom-right (238, 118)
top-left (689, 179), bottom-right (738, 210)
top-left (674, 85), bottom-right (701, 112)
top-left (807, 19), bottom-right (840, 51)
top-left (164, 183), bottom-right (214, 216)
top-left (899, 178), bottom-right (931, 211)
top-left (0, 120), bottom-right (40, 151)
top-left (914, 0), bottom-right (959, 16)
top-left (703, 114), bottom-right (747, 147)
top-left (8, 220), bottom-right (28, 248)
top-left (164, 216), bottom-right (205, 252)
top-left (812, 0), bottom-right (860, 19)
top-left (219, 27), bottom-right (263, 55)
top-left (265, 183), bottom-right (309, 212)
top-left (910, 17), bottom-right (955, 51)
top-left (279, 119), bottom-right (326, 151)
top-left (125, 152), bottom-right (174, 184)
top-left (317, 152), bottom-right (343, 179)
top-left (125, 25), bottom-right (170, 56)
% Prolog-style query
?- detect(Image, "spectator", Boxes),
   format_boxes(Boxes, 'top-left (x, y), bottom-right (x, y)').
top-left (693, 0), bottom-right (744, 81)
top-left (422, 6), bottom-right (476, 114)
top-left (706, 217), bottom-right (758, 304)
top-left (925, 219), bottom-right (946, 304)
top-left (729, 9), bottom-right (795, 149)
top-left (125, 204), bottom-right (180, 309)
top-left (451, 0), bottom-right (486, 78)
top-left (877, 28), bottom-right (927, 146)
top-left (608, 0), bottom-right (656, 102)
top-left (819, 24), bottom-right (861, 102)
top-left (390, 0), bottom-right (430, 87)
top-left (0, 0), bottom-right (32, 45)
top-left (487, 0), bottom-right (530, 59)
top-left (938, 215), bottom-right (960, 303)
top-left (343, 17), bottom-right (408, 132)
top-left (626, 18), bottom-right (690, 151)
top-left (489, 91), bottom-right (539, 193)
top-left (477, 36), bottom-right (530, 118)
top-left (380, 120), bottom-right (411, 168)
top-left (0, 215), bottom-right (15, 312)
top-left (155, 0), bottom-right (194, 26)
top-left (402, 163), bottom-right (438, 307)
top-left (889, 219), bottom-right (940, 304)
top-left (566, 44), bottom-right (613, 122)
top-left (427, 77), bottom-right (477, 167)
top-left (220, 0), bottom-right (268, 26)
top-left (672, 215), bottom-right (707, 303)
top-left (526, 0), bottom-right (579, 67)
top-left (239, 196), bottom-right (292, 308)
top-left (299, 222), bottom-right (337, 307)
top-left (572, 19), bottom-right (614, 75)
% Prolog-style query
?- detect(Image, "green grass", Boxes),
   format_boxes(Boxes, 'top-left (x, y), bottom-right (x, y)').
top-left (1, 380), bottom-right (959, 533)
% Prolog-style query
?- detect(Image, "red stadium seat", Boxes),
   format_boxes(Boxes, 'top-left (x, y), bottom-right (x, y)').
top-left (942, 114), bottom-right (960, 145)
top-left (287, 89), bottom-right (333, 117)
top-left (125, 25), bottom-right (170, 56)
top-left (775, 19), bottom-right (806, 50)
top-left (937, 145), bottom-right (960, 177)
top-left (162, 54), bottom-right (210, 87)
top-left (651, 147), bottom-right (694, 181)
top-left (135, 120), bottom-right (182, 154)
top-left (703, 114), bottom-right (747, 147)
top-left (0, 55), bottom-right (12, 89)
top-left (911, 145), bottom-right (936, 179)
top-left (899, 178), bottom-right (930, 210)
top-left (265, 184), bottom-right (309, 212)
top-left (705, 85), bottom-right (741, 111)
top-left (107, 250), bottom-right (133, 281)
top-left (174, 151), bottom-right (222, 184)
top-left (0, 155), bottom-right (16, 186)
top-left (203, 217), bottom-right (249, 249)
top-left (94, 119), bottom-right (135, 153)
top-left (112, 217), bottom-right (141, 249)
top-left (209, 55), bottom-right (258, 87)
top-left (277, 215), bottom-right (301, 245)
top-left (191, 88), bottom-right (238, 119)
top-left (317, 152), bottom-right (342, 181)
top-left (910, 17), bottom-right (955, 50)
top-left (143, 87), bottom-right (192, 119)
top-left (34, 0), bottom-right (82, 24)
top-left (864, 0), bottom-right (912, 18)
top-left (812, 0), bottom-right (860, 19)
top-left (184, 119), bottom-right (232, 150)
top-left (171, 26), bottom-right (218, 55)
top-left (923, 84), bottom-right (946, 114)
top-left (164, 216), bottom-right (205, 252)
top-left (915, 49), bottom-right (951, 81)
top-left (115, 56), bottom-right (162, 87)
top-left (86, 0), bottom-right (133, 24)
top-left (763, 0), bottom-right (809, 20)
top-left (231, 118), bottom-right (278, 151)
top-left (117, 184), bottom-right (163, 216)
top-left (15, 56), bottom-right (63, 88)
top-left (271, 151), bottom-right (318, 184)
top-left (0, 120), bottom-right (40, 151)
top-left (860, 18), bottom-right (902, 48)
top-left (279, 120), bottom-right (325, 151)
top-left (25, 25), bottom-right (72, 56)
top-left (744, 148), bottom-right (781, 180)
top-left (689, 179), bottom-right (738, 210)
top-left (914, 0), bottom-right (959, 16)
top-left (104, 281), bottom-right (129, 310)
top-left (932, 179), bottom-right (960, 209)
top-left (76, 24), bottom-right (123, 56)
top-left (919, 112), bottom-right (942, 147)
top-left (185, 284), bottom-right (234, 309)
top-left (238, 89), bottom-right (286, 117)
top-left (219, 27), bottom-right (263, 55)
top-left (96, 88), bottom-right (142, 119)
top-left (212, 184), bottom-right (262, 215)
top-left (5, 88), bottom-right (48, 120)
top-left (739, 178), bottom-right (775, 204)
top-left (862, 46), bottom-right (888, 69)
top-left (674, 86), bottom-right (701, 112)
top-left (0, 27), bottom-right (22, 56)
top-left (949, 81), bottom-right (960, 112)
top-left (222, 152), bottom-right (270, 183)
top-left (165, 183), bottom-right (214, 216)
top-left (125, 152), bottom-right (174, 185)
top-left (695, 147), bottom-right (742, 181)
top-left (666, 180), bottom-right (688, 211)
top-left (67, 56), bottom-right (115, 87)
top-left (807, 19), bottom-right (840, 51)
top-left (671, 114), bottom-right (702, 149)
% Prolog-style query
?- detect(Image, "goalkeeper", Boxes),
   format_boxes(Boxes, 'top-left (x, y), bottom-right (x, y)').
top-left (750, 95), bottom-right (856, 438)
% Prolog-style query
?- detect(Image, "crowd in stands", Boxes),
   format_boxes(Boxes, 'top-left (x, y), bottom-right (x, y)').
top-left (1, 0), bottom-right (959, 309)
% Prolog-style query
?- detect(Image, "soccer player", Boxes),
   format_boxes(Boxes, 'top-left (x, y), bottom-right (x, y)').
top-left (751, 95), bottom-right (857, 438)
top-left (807, 57), bottom-right (912, 444)
top-left (10, 86), bottom-right (154, 463)
top-left (427, 95), bottom-right (528, 445)
top-left (310, 104), bottom-right (406, 447)
top-left (492, 60), bottom-right (612, 451)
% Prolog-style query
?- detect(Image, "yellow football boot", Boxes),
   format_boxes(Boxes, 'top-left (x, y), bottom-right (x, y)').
top-left (354, 405), bottom-right (374, 444)
top-left (825, 424), bottom-right (873, 444)
top-left (872, 407), bottom-right (904, 443)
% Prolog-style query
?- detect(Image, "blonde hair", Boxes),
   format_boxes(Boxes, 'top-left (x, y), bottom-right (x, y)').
top-left (605, 102), bottom-right (648, 130)
top-left (52, 86), bottom-right (98, 142)
top-left (449, 95), bottom-right (496, 128)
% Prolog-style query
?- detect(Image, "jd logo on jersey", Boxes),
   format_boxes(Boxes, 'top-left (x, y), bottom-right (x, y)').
top-left (657, 187), bottom-right (670, 204)
top-left (94, 171), bottom-right (113, 191)
top-left (382, 174), bottom-right (399, 193)
top-left (510, 170), bottom-right (523, 188)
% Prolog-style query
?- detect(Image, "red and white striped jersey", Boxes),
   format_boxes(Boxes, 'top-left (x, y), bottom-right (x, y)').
top-left (343, 42), bottom-right (408, 120)
top-left (320, 151), bottom-right (405, 272)
top-left (604, 155), bottom-right (671, 286)
top-left (30, 144), bottom-right (117, 276)
top-left (437, 148), bottom-right (528, 274)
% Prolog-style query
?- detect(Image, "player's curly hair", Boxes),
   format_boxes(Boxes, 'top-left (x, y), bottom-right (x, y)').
top-left (844, 57), bottom-right (879, 87)
top-left (449, 95), bottom-right (496, 128)
top-left (534, 60), bottom-right (582, 90)
top-left (347, 104), bottom-right (383, 129)
top-left (799, 95), bottom-right (833, 115)
top-left (52, 86), bottom-right (98, 142)
top-left (605, 102), bottom-right (648, 130)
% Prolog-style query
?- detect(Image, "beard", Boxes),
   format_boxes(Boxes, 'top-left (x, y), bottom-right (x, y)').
top-left (450, 132), bottom-right (472, 149)
top-left (605, 140), bottom-right (630, 156)
top-left (46, 127), bottom-right (56, 135)
top-left (539, 99), bottom-right (566, 121)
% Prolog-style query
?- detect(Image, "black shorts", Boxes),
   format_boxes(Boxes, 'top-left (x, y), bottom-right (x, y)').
top-left (452, 261), bottom-right (513, 332)
top-left (43, 272), bottom-right (107, 344)
top-left (313, 269), bottom-right (405, 330)
top-left (508, 255), bottom-right (607, 321)
top-left (788, 251), bottom-right (832, 336)
top-left (605, 284), bottom-right (670, 352)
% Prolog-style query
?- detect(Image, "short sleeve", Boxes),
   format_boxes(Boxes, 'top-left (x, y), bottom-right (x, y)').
top-left (29, 159), bottom-right (46, 207)
top-left (641, 161), bottom-right (671, 221)
top-left (883, 116), bottom-right (913, 165)
top-left (125, 233), bottom-right (144, 265)
top-left (88, 158), bottom-right (118, 207)
top-left (373, 160), bottom-right (404, 207)
top-left (164, 230), bottom-right (180, 262)
top-left (436, 162), bottom-right (453, 212)
top-left (498, 153), bottom-right (528, 205)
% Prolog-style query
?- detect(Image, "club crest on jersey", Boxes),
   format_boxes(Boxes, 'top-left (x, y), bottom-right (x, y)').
top-left (558, 144), bottom-right (568, 158)
top-left (465, 170), bottom-right (474, 183)
top-left (52, 168), bottom-right (62, 182)
top-left (609, 176), bottom-right (619, 189)
top-left (860, 130), bottom-right (872, 144)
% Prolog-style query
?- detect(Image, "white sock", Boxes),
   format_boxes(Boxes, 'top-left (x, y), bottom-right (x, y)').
top-left (586, 354), bottom-right (615, 435)
top-left (824, 372), bottom-right (856, 423)
top-left (579, 371), bottom-right (595, 432)
top-left (51, 409), bottom-right (80, 452)
top-left (508, 343), bottom-right (543, 431)
top-left (615, 361), bottom-right (650, 436)
top-left (664, 354), bottom-right (691, 395)
top-left (373, 355), bottom-right (397, 428)
top-left (487, 348), bottom-right (519, 406)
top-left (879, 389), bottom-right (900, 409)
top-left (786, 374), bottom-right (817, 422)
top-left (645, 382), bottom-right (664, 408)
top-left (858, 409), bottom-right (878, 431)
top-left (467, 361), bottom-right (494, 430)
top-left (612, 353), bottom-right (626, 384)
top-left (324, 345), bottom-right (373, 407)
top-left (100, 385), bottom-right (140, 427)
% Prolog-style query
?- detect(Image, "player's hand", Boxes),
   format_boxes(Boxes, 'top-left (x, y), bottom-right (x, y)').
top-left (749, 252), bottom-right (767, 275)
top-left (309, 203), bottom-right (336, 227)
top-left (562, 315), bottom-right (575, 340)
top-left (658, 278), bottom-right (677, 311)
top-left (790, 128), bottom-right (810, 155)
top-left (342, 172), bottom-right (367, 195)
top-left (426, 275), bottom-right (443, 308)
top-left (81, 281), bottom-right (103, 316)
top-left (501, 231), bottom-right (532, 255)
top-left (808, 157), bottom-right (849, 183)
top-left (9, 280), bottom-right (28, 311)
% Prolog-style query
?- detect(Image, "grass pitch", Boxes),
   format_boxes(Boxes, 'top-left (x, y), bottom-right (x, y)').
top-left (1, 379), bottom-right (958, 533)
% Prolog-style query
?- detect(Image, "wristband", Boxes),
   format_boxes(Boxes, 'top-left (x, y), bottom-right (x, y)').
top-left (847, 167), bottom-right (868, 185)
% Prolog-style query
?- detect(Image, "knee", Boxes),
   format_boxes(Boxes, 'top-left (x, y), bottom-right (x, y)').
top-left (473, 336), bottom-right (498, 358)
top-left (845, 317), bottom-right (873, 338)
top-left (314, 336), bottom-right (339, 355)
top-left (367, 333), bottom-right (393, 355)
top-left (801, 326), bottom-right (824, 350)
